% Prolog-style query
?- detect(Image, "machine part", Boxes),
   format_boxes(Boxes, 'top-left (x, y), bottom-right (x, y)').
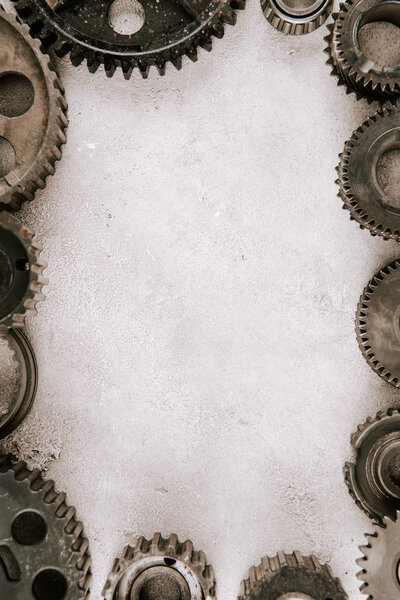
top-left (0, 453), bottom-right (91, 599)
top-left (239, 551), bottom-right (348, 600)
top-left (356, 260), bottom-right (400, 387)
top-left (261, 0), bottom-right (333, 35)
top-left (0, 211), bottom-right (47, 330)
top-left (337, 104), bottom-right (400, 241)
top-left (357, 511), bottom-right (400, 599)
top-left (0, 6), bottom-right (67, 211)
top-left (344, 408), bottom-right (400, 522)
top-left (11, 0), bottom-right (245, 79)
top-left (0, 329), bottom-right (37, 440)
top-left (102, 533), bottom-right (216, 600)
top-left (325, 0), bottom-right (400, 103)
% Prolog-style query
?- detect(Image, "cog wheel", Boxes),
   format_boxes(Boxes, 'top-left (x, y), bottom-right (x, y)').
top-left (239, 551), bottom-right (348, 600)
top-left (102, 533), bottom-right (216, 600)
top-left (356, 260), bottom-right (400, 388)
top-left (325, 0), bottom-right (400, 103)
top-left (11, 0), bottom-right (245, 79)
top-left (0, 6), bottom-right (68, 211)
top-left (261, 0), bottom-right (333, 35)
top-left (356, 511), bottom-right (400, 600)
top-left (0, 453), bottom-right (91, 599)
top-left (337, 104), bottom-right (400, 241)
top-left (0, 211), bottom-right (47, 331)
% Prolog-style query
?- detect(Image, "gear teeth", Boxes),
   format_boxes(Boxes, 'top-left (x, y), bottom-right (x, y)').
top-left (262, 0), bottom-right (333, 35)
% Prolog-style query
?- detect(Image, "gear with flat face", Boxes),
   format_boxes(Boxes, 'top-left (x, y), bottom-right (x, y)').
top-left (239, 551), bottom-right (347, 600)
top-left (102, 533), bottom-right (216, 600)
top-left (325, 0), bottom-right (400, 103)
top-left (337, 105), bottom-right (400, 241)
top-left (11, 0), bottom-right (245, 79)
top-left (261, 0), bottom-right (333, 35)
top-left (0, 7), bottom-right (67, 210)
top-left (356, 260), bottom-right (400, 387)
top-left (0, 454), bottom-right (91, 599)
top-left (357, 512), bottom-right (400, 600)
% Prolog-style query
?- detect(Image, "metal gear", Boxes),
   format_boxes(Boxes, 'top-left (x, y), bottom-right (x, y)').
top-left (325, 0), bottom-right (400, 103)
top-left (0, 211), bottom-right (47, 331)
top-left (0, 453), bottom-right (91, 599)
top-left (344, 408), bottom-right (400, 522)
top-left (0, 6), bottom-right (68, 211)
top-left (356, 260), bottom-right (400, 388)
top-left (239, 551), bottom-right (348, 600)
top-left (102, 533), bottom-right (216, 600)
top-left (337, 104), bottom-right (400, 241)
top-left (356, 511), bottom-right (400, 600)
top-left (11, 0), bottom-right (245, 79)
top-left (261, 0), bottom-right (333, 35)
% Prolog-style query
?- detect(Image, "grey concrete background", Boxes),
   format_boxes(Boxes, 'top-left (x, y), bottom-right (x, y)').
top-left (2, 1), bottom-right (400, 598)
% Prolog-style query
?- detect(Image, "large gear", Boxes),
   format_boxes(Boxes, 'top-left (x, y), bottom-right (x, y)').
top-left (344, 408), bottom-right (400, 522)
top-left (102, 533), bottom-right (216, 600)
top-left (356, 512), bottom-right (400, 600)
top-left (337, 104), bottom-right (400, 241)
top-left (11, 0), bottom-right (245, 79)
top-left (239, 551), bottom-right (348, 600)
top-left (0, 6), bottom-right (68, 211)
top-left (325, 0), bottom-right (400, 103)
top-left (261, 0), bottom-right (333, 35)
top-left (356, 260), bottom-right (400, 388)
top-left (0, 453), bottom-right (91, 599)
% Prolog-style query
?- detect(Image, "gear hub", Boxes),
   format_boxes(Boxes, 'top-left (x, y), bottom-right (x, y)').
top-left (261, 0), bottom-right (333, 35)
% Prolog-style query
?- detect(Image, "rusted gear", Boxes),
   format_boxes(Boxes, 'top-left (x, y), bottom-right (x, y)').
top-left (0, 453), bottom-right (91, 599)
top-left (344, 408), bottom-right (400, 523)
top-left (0, 211), bottom-right (47, 330)
top-left (261, 0), bottom-right (333, 35)
top-left (356, 260), bottom-right (400, 387)
top-left (357, 512), bottom-right (400, 600)
top-left (11, 0), bottom-right (245, 79)
top-left (239, 551), bottom-right (348, 600)
top-left (337, 104), bottom-right (400, 241)
top-left (0, 6), bottom-right (67, 211)
top-left (102, 533), bottom-right (216, 600)
top-left (325, 0), bottom-right (400, 103)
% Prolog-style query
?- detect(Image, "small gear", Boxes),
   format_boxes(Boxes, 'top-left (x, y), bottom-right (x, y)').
top-left (0, 211), bottom-right (47, 330)
top-left (239, 551), bottom-right (348, 600)
top-left (356, 511), bottom-right (400, 600)
top-left (325, 0), bottom-right (400, 103)
top-left (337, 104), bottom-right (400, 241)
top-left (11, 0), bottom-right (245, 79)
top-left (344, 408), bottom-right (400, 522)
top-left (0, 453), bottom-right (91, 599)
top-left (261, 0), bottom-right (333, 35)
top-left (0, 6), bottom-right (67, 210)
top-left (356, 260), bottom-right (400, 388)
top-left (102, 533), bottom-right (216, 600)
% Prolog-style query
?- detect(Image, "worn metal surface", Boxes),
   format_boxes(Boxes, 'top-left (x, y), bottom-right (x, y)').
top-left (261, 0), bottom-right (333, 35)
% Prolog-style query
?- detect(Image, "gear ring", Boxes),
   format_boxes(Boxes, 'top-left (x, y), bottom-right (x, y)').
top-left (325, 0), bottom-right (400, 103)
top-left (337, 104), bottom-right (400, 241)
top-left (11, 0), bottom-right (245, 79)
top-left (239, 551), bottom-right (348, 600)
top-left (102, 533), bottom-right (216, 600)
top-left (0, 453), bottom-right (91, 599)
top-left (261, 0), bottom-right (333, 35)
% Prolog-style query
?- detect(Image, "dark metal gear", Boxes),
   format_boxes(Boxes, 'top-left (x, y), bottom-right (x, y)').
top-left (0, 212), bottom-right (47, 330)
top-left (356, 260), bottom-right (400, 387)
top-left (357, 512), bottom-right (400, 600)
top-left (344, 408), bottom-right (400, 523)
top-left (261, 0), bottom-right (333, 35)
top-left (0, 6), bottom-right (68, 211)
top-left (239, 552), bottom-right (348, 600)
top-left (325, 0), bottom-right (400, 103)
top-left (102, 533), bottom-right (216, 600)
top-left (337, 104), bottom-right (400, 241)
top-left (11, 0), bottom-right (246, 79)
top-left (0, 454), bottom-right (91, 599)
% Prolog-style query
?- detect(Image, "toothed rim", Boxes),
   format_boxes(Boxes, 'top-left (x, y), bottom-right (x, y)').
top-left (261, 0), bottom-right (333, 35)
top-left (11, 0), bottom-right (245, 79)
top-left (0, 6), bottom-right (68, 210)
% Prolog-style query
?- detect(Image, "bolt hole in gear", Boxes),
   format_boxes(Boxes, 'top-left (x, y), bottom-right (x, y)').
top-left (261, 0), bottom-right (333, 34)
top-left (108, 0), bottom-right (146, 35)
top-left (0, 72), bottom-right (35, 118)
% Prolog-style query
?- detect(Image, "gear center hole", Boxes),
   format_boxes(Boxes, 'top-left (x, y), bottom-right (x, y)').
top-left (0, 335), bottom-right (19, 419)
top-left (358, 3), bottom-right (400, 67)
top-left (388, 452), bottom-right (400, 487)
top-left (108, 0), bottom-right (145, 36)
top-left (376, 149), bottom-right (400, 205)
top-left (139, 574), bottom-right (182, 600)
